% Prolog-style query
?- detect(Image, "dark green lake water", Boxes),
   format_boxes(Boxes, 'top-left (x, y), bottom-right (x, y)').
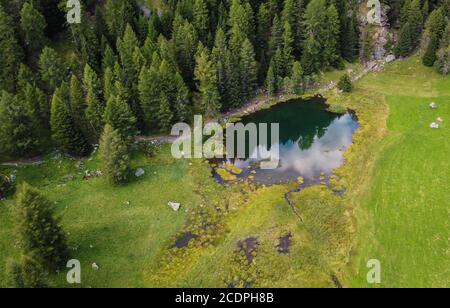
top-left (215, 98), bottom-right (359, 184)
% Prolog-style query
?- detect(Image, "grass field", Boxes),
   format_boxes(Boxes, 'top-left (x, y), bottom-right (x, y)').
top-left (0, 56), bottom-right (448, 288)
top-left (347, 57), bottom-right (450, 288)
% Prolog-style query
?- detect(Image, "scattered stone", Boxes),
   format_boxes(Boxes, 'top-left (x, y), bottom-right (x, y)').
top-left (168, 201), bottom-right (181, 211)
top-left (63, 174), bottom-right (75, 182)
top-left (430, 102), bottom-right (438, 109)
top-left (385, 54), bottom-right (396, 63)
top-left (437, 117), bottom-right (444, 123)
top-left (135, 168), bottom-right (145, 177)
top-left (430, 122), bottom-right (440, 129)
top-left (123, 201), bottom-right (130, 206)
top-left (83, 170), bottom-right (103, 180)
top-left (90, 245), bottom-right (94, 249)
top-left (92, 263), bottom-right (99, 270)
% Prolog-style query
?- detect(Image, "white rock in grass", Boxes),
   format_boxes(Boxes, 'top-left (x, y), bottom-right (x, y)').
top-left (92, 263), bottom-right (99, 270)
top-left (385, 54), bottom-right (396, 63)
top-left (430, 102), bottom-right (438, 109)
top-left (135, 168), bottom-right (145, 177)
top-left (437, 117), bottom-right (444, 123)
top-left (168, 201), bottom-right (181, 211)
top-left (430, 122), bottom-right (440, 129)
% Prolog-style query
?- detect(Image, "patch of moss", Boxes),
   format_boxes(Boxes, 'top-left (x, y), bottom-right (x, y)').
top-left (216, 168), bottom-right (237, 181)
top-left (224, 163), bottom-right (243, 175)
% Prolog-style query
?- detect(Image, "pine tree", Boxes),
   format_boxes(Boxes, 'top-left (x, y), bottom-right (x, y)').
top-left (240, 38), bottom-right (258, 101)
top-left (39, 47), bottom-right (66, 93)
top-left (338, 74), bottom-right (353, 93)
top-left (69, 75), bottom-right (87, 133)
top-left (83, 65), bottom-right (104, 136)
top-left (436, 23), bottom-right (450, 74)
top-left (157, 94), bottom-right (173, 133)
top-left (174, 72), bottom-right (190, 122)
top-left (14, 182), bottom-right (69, 271)
top-left (103, 94), bottom-right (137, 143)
top-left (0, 4), bottom-right (22, 93)
top-left (138, 66), bottom-right (161, 130)
top-left (173, 16), bottom-right (198, 84)
top-left (395, 22), bottom-right (413, 57)
top-left (20, 2), bottom-right (47, 53)
top-left (5, 259), bottom-right (24, 288)
top-left (266, 59), bottom-right (278, 96)
top-left (195, 49), bottom-right (221, 117)
top-left (323, 4), bottom-right (341, 68)
top-left (341, 10), bottom-right (359, 62)
top-left (423, 8), bottom-right (447, 66)
top-left (0, 91), bottom-right (41, 158)
top-left (100, 124), bottom-right (130, 185)
top-left (102, 44), bottom-right (117, 72)
top-left (193, 0), bottom-right (209, 41)
top-left (104, 0), bottom-right (136, 38)
top-left (51, 83), bottom-right (90, 156)
top-left (103, 67), bottom-right (115, 102)
top-left (301, 35), bottom-right (321, 75)
top-left (282, 21), bottom-right (294, 72)
top-left (22, 82), bottom-right (49, 130)
top-left (23, 255), bottom-right (48, 287)
top-left (290, 61), bottom-right (304, 94)
top-left (408, 0), bottom-right (424, 44)
top-left (0, 173), bottom-right (14, 199)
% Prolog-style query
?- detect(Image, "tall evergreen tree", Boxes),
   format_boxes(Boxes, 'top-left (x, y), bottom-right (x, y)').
top-left (13, 182), bottom-right (68, 271)
top-left (100, 124), bottom-right (130, 185)
top-left (69, 75), bottom-right (87, 133)
top-left (0, 91), bottom-right (41, 158)
top-left (51, 82), bottom-right (90, 156)
top-left (0, 4), bottom-right (22, 93)
top-left (39, 47), bottom-right (66, 93)
top-left (195, 49), bottom-right (221, 117)
top-left (103, 93), bottom-right (137, 143)
top-left (157, 93), bottom-right (174, 133)
top-left (20, 2), bottom-right (47, 53)
top-left (83, 64), bottom-right (104, 136)
top-left (423, 8), bottom-right (447, 66)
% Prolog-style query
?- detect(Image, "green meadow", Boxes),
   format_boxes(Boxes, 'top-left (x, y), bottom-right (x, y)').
top-left (0, 57), bottom-right (448, 288)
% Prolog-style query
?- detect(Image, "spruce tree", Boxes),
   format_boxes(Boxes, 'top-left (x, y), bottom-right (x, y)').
top-left (0, 173), bottom-right (14, 199)
top-left (100, 124), bottom-right (130, 186)
top-left (193, 0), bottom-right (209, 41)
top-left (39, 47), bottom-right (66, 93)
top-left (290, 61), bottom-right (304, 94)
top-left (14, 182), bottom-right (69, 271)
top-left (174, 72), bottom-right (190, 122)
top-left (395, 22), bottom-right (413, 57)
top-left (266, 60), bottom-right (278, 96)
top-left (103, 94), bottom-right (137, 143)
top-left (138, 66), bottom-right (161, 130)
top-left (51, 83), bottom-right (90, 157)
top-left (195, 49), bottom-right (221, 117)
top-left (240, 38), bottom-right (258, 101)
top-left (323, 4), bottom-right (341, 68)
top-left (83, 64), bottom-right (104, 136)
top-left (20, 2), bottom-right (47, 53)
top-left (338, 74), bottom-right (353, 93)
top-left (0, 91), bottom-right (41, 158)
top-left (157, 94), bottom-right (174, 133)
top-left (69, 75), bottom-right (87, 133)
top-left (423, 8), bottom-right (447, 66)
top-left (0, 4), bottom-right (22, 93)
